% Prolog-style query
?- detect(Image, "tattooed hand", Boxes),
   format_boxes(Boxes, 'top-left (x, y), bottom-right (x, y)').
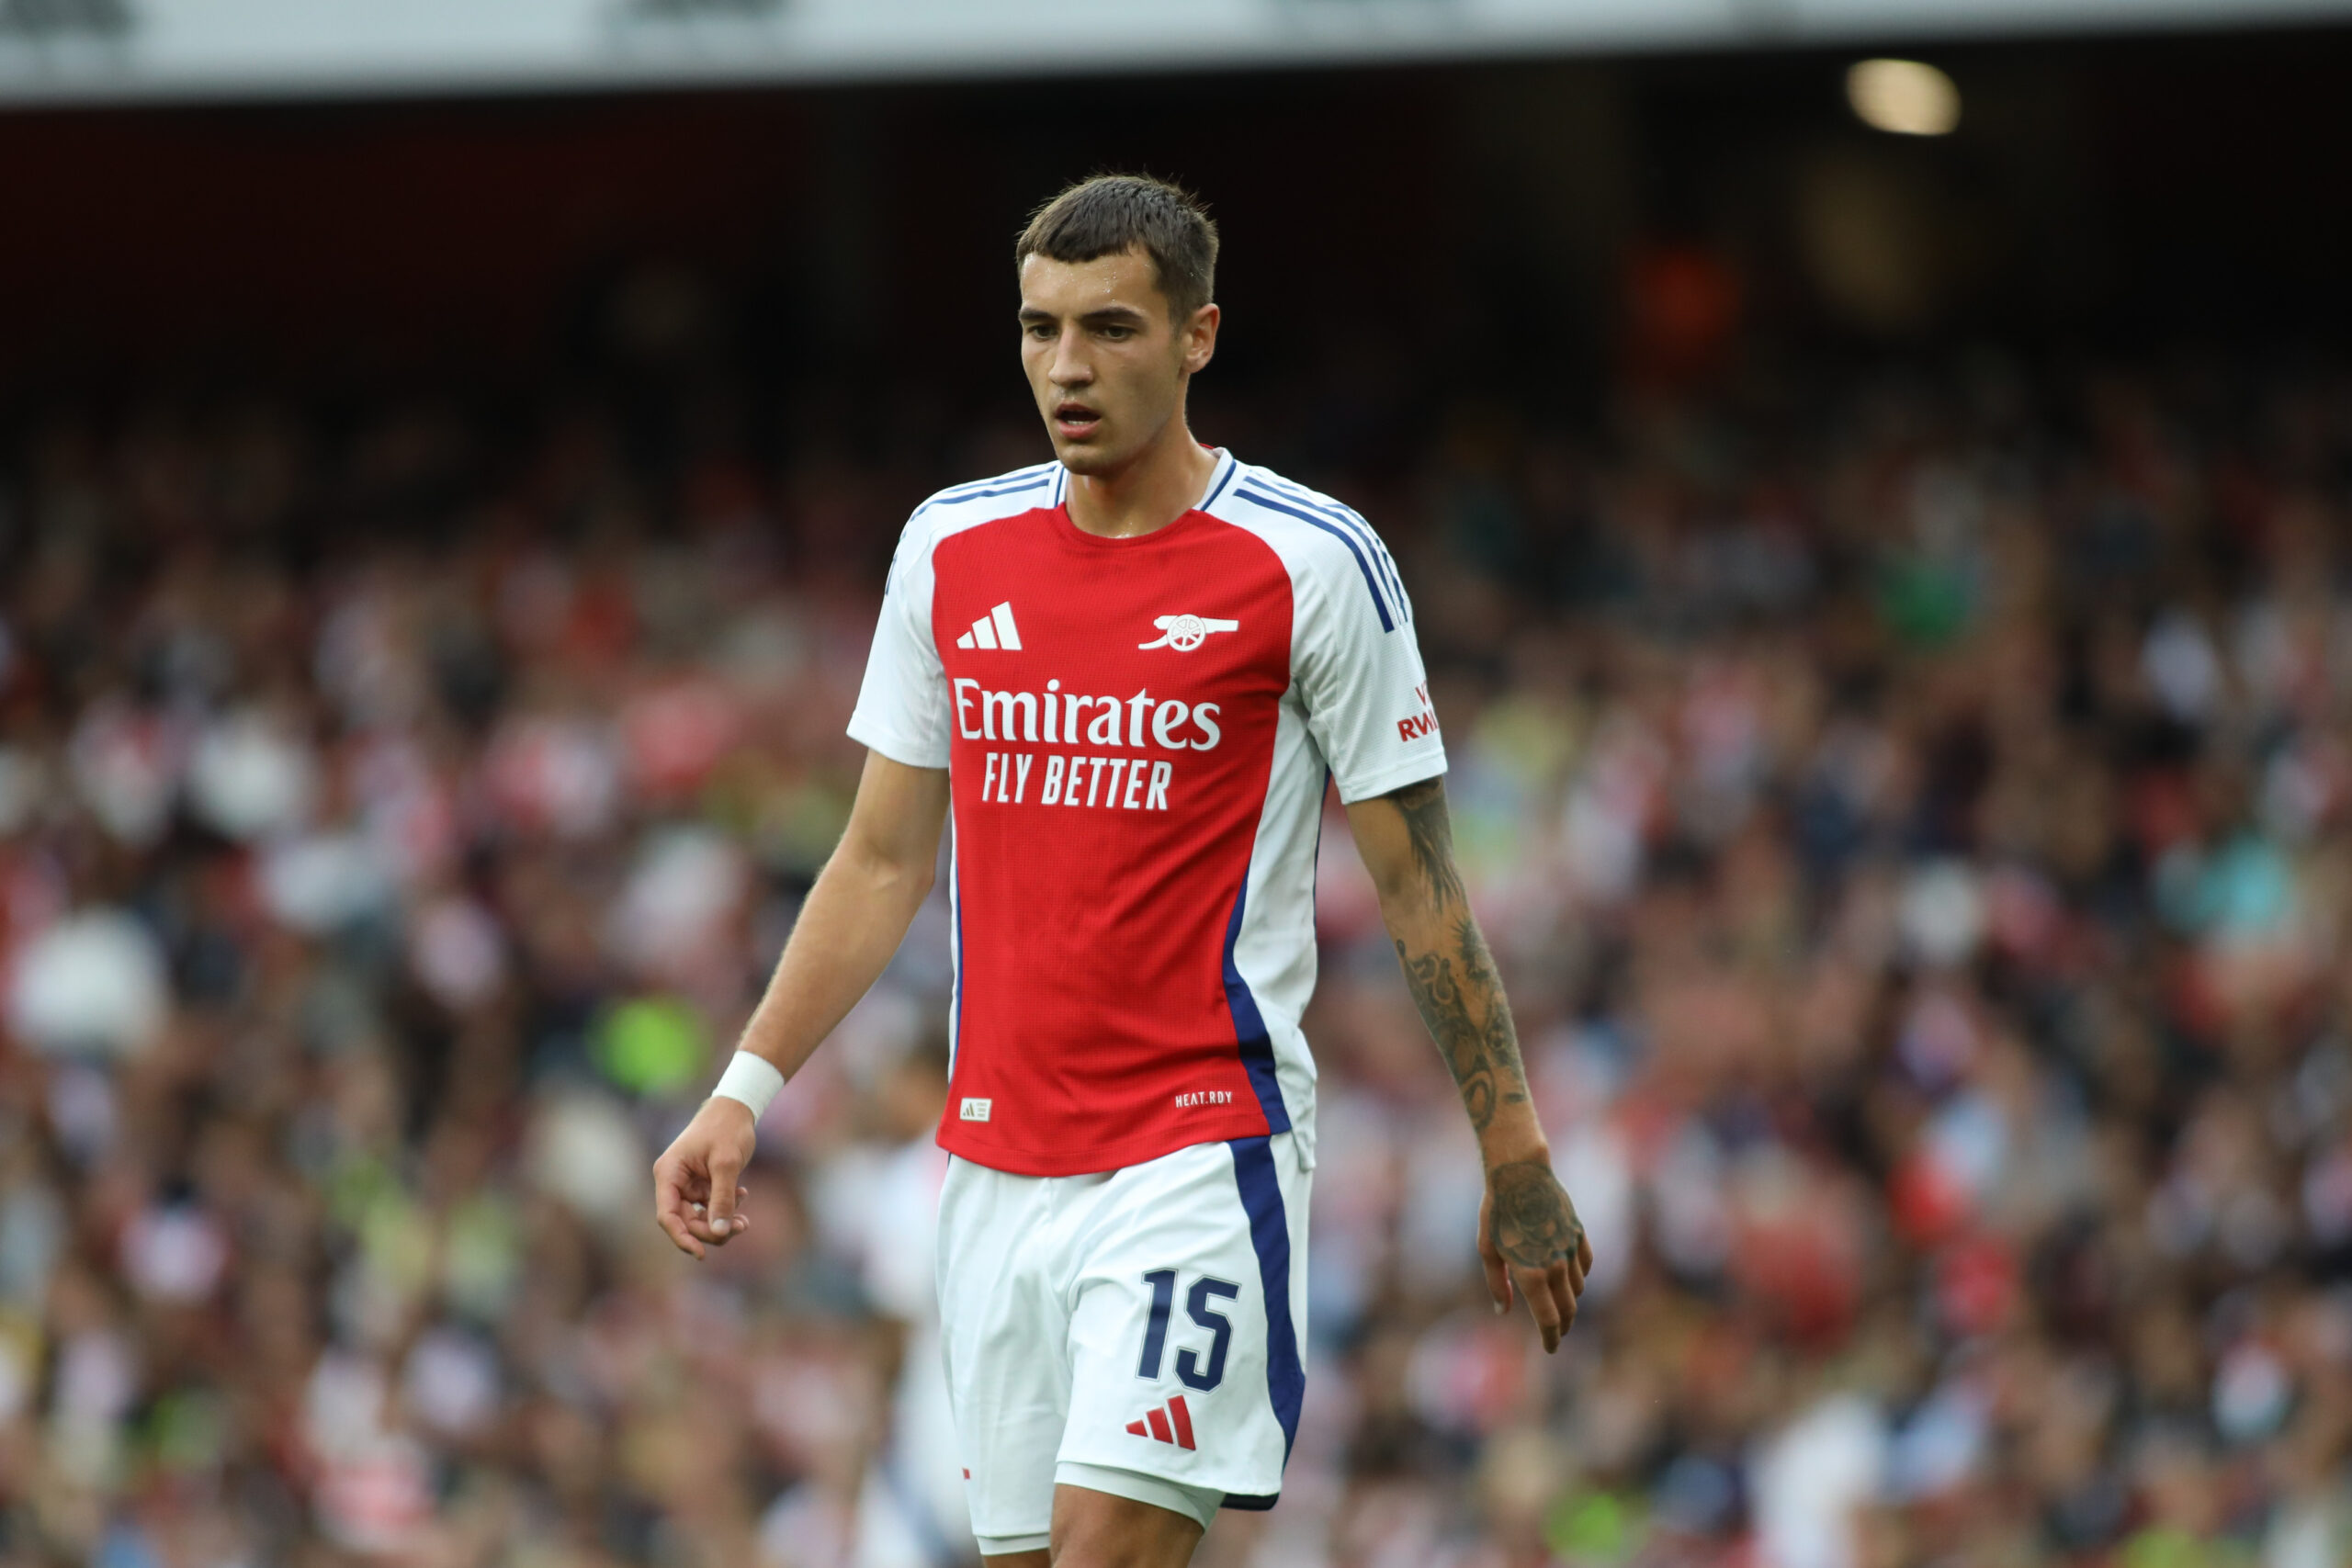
top-left (1478, 1156), bottom-right (1593, 1353)
top-left (1346, 777), bottom-right (1594, 1351)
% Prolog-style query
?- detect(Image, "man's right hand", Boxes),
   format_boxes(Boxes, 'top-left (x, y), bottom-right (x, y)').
top-left (652, 1096), bottom-right (758, 1259)
top-left (648, 753), bottom-right (946, 1262)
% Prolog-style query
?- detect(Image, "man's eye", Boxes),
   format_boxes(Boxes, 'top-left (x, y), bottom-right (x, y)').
top-left (1100, 326), bottom-right (1133, 341)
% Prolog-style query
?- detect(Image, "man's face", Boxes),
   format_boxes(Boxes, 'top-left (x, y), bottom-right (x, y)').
top-left (1018, 246), bottom-right (1216, 476)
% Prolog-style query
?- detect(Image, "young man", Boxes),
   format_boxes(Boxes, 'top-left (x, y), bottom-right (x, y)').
top-left (652, 175), bottom-right (1591, 1568)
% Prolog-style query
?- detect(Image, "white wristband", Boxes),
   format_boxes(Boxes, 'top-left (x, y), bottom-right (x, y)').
top-left (711, 1052), bottom-right (786, 1121)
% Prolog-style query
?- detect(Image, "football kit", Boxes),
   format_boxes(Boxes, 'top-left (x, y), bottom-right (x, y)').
top-left (847, 449), bottom-right (1446, 1551)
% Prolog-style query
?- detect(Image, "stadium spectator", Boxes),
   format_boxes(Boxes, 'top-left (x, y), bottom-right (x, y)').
top-left (2, 355), bottom-right (2350, 1566)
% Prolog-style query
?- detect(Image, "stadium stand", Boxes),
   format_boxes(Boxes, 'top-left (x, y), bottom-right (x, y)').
top-left (3, 343), bottom-right (2352, 1566)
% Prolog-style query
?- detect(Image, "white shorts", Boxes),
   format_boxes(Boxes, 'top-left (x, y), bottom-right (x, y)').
top-left (935, 1133), bottom-right (1312, 1556)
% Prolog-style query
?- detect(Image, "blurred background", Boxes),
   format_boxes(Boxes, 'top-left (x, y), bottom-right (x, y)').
top-left (5, 3), bottom-right (2352, 1565)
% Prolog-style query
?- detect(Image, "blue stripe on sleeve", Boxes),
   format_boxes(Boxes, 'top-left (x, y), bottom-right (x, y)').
top-left (1257, 476), bottom-right (1410, 624)
top-left (1233, 487), bottom-right (1395, 632)
top-left (912, 476), bottom-right (1049, 518)
top-left (930, 462), bottom-right (1055, 504)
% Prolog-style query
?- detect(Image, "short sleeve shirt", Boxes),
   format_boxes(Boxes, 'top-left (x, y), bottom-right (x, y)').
top-left (849, 451), bottom-right (1445, 1175)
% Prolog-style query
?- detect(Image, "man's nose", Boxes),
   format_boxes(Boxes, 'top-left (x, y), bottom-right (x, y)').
top-left (1049, 328), bottom-right (1093, 385)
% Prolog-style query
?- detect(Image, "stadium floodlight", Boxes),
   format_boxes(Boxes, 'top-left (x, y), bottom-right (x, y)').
top-left (1846, 58), bottom-right (1961, 136)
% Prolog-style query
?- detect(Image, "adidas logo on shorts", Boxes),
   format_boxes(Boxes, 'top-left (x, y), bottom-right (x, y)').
top-left (1125, 1394), bottom-right (1197, 1451)
top-left (956, 603), bottom-right (1023, 651)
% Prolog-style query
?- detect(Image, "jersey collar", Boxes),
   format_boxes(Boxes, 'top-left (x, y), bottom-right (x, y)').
top-left (1047, 447), bottom-right (1236, 512)
top-left (1046, 447), bottom-right (1239, 550)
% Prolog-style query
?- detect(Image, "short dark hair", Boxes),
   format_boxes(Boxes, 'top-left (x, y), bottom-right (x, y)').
top-left (1015, 174), bottom-right (1219, 321)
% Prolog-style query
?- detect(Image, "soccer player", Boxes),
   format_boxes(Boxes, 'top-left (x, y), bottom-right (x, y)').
top-left (652, 175), bottom-right (1591, 1568)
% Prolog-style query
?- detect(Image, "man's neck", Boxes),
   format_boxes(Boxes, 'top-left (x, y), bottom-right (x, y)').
top-left (1063, 420), bottom-right (1219, 540)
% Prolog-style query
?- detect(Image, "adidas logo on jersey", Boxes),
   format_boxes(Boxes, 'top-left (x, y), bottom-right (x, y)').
top-left (1137, 614), bottom-right (1238, 651)
top-left (956, 603), bottom-right (1023, 651)
top-left (1125, 1394), bottom-right (1198, 1451)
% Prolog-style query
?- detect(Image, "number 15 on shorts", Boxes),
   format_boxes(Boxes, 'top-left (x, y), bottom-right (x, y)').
top-left (1136, 1269), bottom-right (1239, 1392)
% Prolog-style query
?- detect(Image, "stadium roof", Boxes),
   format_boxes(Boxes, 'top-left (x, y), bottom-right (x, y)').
top-left (0, 0), bottom-right (2347, 105)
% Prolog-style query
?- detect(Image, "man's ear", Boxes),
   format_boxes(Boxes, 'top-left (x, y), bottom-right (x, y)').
top-left (1182, 303), bottom-right (1220, 376)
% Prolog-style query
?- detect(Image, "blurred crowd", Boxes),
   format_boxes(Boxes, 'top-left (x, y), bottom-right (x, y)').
top-left (2, 352), bottom-right (2352, 1568)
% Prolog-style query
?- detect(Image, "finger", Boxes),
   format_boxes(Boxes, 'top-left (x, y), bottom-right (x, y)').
top-left (1577, 1229), bottom-right (1595, 1277)
top-left (1477, 1192), bottom-right (1510, 1314)
top-left (1516, 1264), bottom-right (1563, 1353)
top-left (662, 1211), bottom-right (706, 1259)
top-left (667, 1157), bottom-right (712, 1211)
top-left (1548, 1259), bottom-right (1579, 1337)
top-left (716, 1189), bottom-right (752, 1237)
top-left (1566, 1247), bottom-right (1589, 1299)
top-left (652, 1161), bottom-right (707, 1261)
top-left (1477, 1233), bottom-right (1511, 1314)
top-left (658, 1161), bottom-right (691, 1259)
top-left (705, 1154), bottom-right (745, 1240)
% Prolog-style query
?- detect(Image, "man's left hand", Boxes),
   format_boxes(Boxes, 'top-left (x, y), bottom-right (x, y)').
top-left (1477, 1156), bottom-right (1592, 1353)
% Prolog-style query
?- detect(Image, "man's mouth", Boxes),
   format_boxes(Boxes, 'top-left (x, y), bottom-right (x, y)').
top-left (1053, 402), bottom-right (1102, 438)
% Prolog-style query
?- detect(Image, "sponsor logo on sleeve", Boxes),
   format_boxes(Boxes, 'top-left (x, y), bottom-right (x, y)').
top-left (1396, 682), bottom-right (1440, 743)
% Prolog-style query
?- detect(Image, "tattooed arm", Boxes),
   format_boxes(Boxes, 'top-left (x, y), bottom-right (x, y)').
top-left (1345, 776), bottom-right (1594, 1351)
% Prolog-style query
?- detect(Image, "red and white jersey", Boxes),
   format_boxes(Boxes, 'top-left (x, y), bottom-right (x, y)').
top-left (847, 450), bottom-right (1446, 1176)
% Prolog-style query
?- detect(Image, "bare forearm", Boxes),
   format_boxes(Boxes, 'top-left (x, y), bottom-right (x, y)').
top-left (1347, 775), bottom-right (1589, 1347)
top-left (738, 843), bottom-right (932, 1079)
top-left (659, 753), bottom-right (943, 1259)
top-left (1361, 779), bottom-right (1545, 1167)
top-left (730, 754), bottom-right (944, 1082)
top-left (1380, 893), bottom-right (1545, 1166)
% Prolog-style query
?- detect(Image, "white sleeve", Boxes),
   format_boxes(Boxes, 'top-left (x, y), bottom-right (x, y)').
top-left (1295, 543), bottom-right (1447, 803)
top-left (845, 521), bottom-right (951, 769)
